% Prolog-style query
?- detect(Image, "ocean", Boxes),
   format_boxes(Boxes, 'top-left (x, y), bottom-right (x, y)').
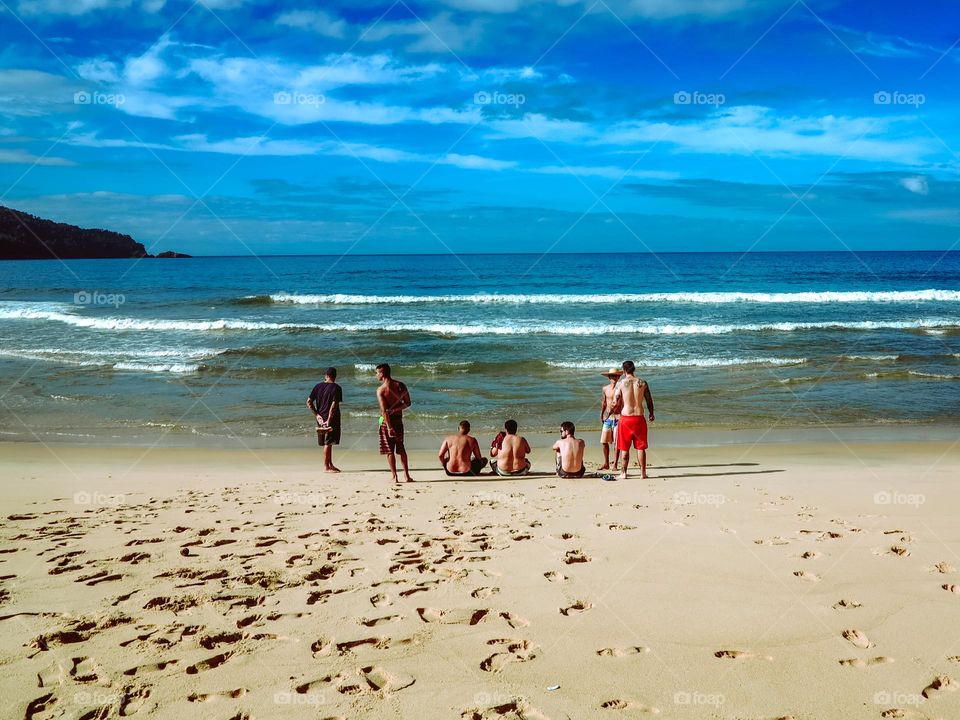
top-left (1, 251), bottom-right (958, 445)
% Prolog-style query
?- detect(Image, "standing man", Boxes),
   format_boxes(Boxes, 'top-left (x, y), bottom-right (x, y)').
top-left (614, 360), bottom-right (655, 480)
top-left (553, 421), bottom-right (586, 478)
top-left (376, 363), bottom-right (413, 483)
top-left (439, 420), bottom-right (488, 476)
top-left (599, 368), bottom-right (622, 470)
top-left (306, 367), bottom-right (343, 473)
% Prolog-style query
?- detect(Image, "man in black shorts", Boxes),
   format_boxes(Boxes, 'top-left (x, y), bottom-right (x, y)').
top-left (376, 363), bottom-right (412, 483)
top-left (306, 367), bottom-right (343, 473)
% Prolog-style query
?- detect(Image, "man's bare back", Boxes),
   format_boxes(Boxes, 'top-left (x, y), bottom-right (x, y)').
top-left (497, 434), bottom-right (530, 473)
top-left (441, 433), bottom-right (480, 473)
top-left (555, 436), bottom-right (585, 472)
top-left (617, 375), bottom-right (651, 417)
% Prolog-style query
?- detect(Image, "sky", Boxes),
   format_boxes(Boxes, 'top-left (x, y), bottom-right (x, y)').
top-left (0, 0), bottom-right (958, 255)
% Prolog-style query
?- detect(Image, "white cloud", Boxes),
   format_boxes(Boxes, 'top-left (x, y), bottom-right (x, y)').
top-left (441, 152), bottom-right (516, 170)
top-left (531, 164), bottom-right (677, 180)
top-left (361, 12), bottom-right (486, 53)
top-left (0, 69), bottom-right (78, 117)
top-left (0, 148), bottom-right (74, 165)
top-left (899, 175), bottom-right (929, 195)
top-left (17, 0), bottom-right (130, 15)
top-left (276, 9), bottom-right (347, 38)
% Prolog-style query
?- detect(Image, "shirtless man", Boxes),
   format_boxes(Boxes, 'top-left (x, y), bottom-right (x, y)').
top-left (614, 360), bottom-right (655, 480)
top-left (553, 421), bottom-right (586, 478)
top-left (599, 368), bottom-right (622, 470)
top-left (490, 419), bottom-right (531, 476)
top-left (439, 420), bottom-right (488, 476)
top-left (376, 363), bottom-right (412, 483)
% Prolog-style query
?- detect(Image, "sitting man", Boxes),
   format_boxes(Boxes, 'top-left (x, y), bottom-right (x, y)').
top-left (490, 419), bottom-right (531, 476)
top-left (553, 420), bottom-right (586, 478)
top-left (439, 420), bottom-right (489, 476)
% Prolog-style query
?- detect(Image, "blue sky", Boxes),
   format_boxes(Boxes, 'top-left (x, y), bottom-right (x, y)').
top-left (0, 0), bottom-right (958, 254)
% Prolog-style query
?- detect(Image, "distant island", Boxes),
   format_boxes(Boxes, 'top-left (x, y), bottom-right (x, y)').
top-left (0, 206), bottom-right (190, 260)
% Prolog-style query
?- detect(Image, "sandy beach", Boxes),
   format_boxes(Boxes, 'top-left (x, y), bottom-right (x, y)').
top-left (2, 437), bottom-right (960, 720)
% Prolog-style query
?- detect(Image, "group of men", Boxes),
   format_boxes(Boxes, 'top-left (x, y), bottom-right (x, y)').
top-left (306, 360), bottom-right (655, 483)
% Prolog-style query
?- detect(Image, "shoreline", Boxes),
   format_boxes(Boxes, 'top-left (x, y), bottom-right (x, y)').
top-left (2, 421), bottom-right (958, 451)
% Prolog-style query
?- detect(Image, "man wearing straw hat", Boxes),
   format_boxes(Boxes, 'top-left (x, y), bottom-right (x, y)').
top-left (599, 367), bottom-right (622, 470)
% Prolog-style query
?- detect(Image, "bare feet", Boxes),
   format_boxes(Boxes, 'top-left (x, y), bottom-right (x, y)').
top-left (599, 464), bottom-right (610, 470)
top-left (641, 473), bottom-right (648, 479)
top-left (324, 466), bottom-right (341, 473)
top-left (617, 472), bottom-right (628, 481)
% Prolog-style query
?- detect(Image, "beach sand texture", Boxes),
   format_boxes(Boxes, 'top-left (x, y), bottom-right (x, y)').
top-left (2, 441), bottom-right (960, 719)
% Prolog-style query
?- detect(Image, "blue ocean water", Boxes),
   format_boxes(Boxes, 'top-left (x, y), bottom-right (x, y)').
top-left (1, 251), bottom-right (958, 442)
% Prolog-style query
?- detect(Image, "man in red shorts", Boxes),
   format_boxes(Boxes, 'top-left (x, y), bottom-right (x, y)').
top-left (613, 360), bottom-right (655, 480)
top-left (376, 363), bottom-right (413, 483)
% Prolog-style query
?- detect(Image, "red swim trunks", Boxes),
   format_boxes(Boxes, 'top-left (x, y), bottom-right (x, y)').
top-left (616, 415), bottom-right (648, 451)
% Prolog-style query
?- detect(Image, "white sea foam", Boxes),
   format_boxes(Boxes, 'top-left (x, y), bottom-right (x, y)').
top-left (841, 354), bottom-right (900, 361)
top-left (2, 304), bottom-right (956, 336)
top-left (265, 289), bottom-right (960, 305)
top-left (548, 357), bottom-right (808, 369)
top-left (909, 371), bottom-right (960, 380)
top-left (0, 349), bottom-right (202, 373)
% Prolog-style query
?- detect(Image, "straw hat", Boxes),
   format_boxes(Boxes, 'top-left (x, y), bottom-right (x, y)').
top-left (600, 367), bottom-right (623, 377)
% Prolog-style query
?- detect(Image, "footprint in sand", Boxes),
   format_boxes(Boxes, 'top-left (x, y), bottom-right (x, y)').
top-left (560, 600), bottom-right (593, 616)
top-left (564, 550), bottom-right (590, 565)
top-left (311, 637), bottom-right (333, 657)
top-left (793, 570), bottom-right (820, 582)
top-left (543, 571), bottom-right (568, 583)
top-left (597, 646), bottom-right (650, 657)
top-left (471, 587), bottom-right (500, 599)
top-left (361, 665), bottom-right (415, 692)
top-left (336, 637), bottom-right (391, 654)
top-left (461, 698), bottom-right (550, 720)
top-left (714, 650), bottom-right (773, 661)
top-left (480, 639), bottom-right (538, 673)
top-left (922, 675), bottom-right (957, 698)
top-left (185, 651), bottom-right (233, 674)
top-left (417, 607), bottom-right (489, 625)
top-left (889, 546), bottom-right (911, 557)
top-left (600, 699), bottom-right (659, 713)
top-left (187, 688), bottom-right (246, 702)
top-left (370, 593), bottom-right (392, 608)
top-left (942, 584), bottom-right (960, 594)
top-left (839, 656), bottom-right (894, 667)
top-left (25, 693), bottom-right (57, 720)
top-left (499, 612), bottom-right (530, 628)
top-left (932, 562), bottom-right (956, 574)
top-left (841, 629), bottom-right (874, 649)
top-left (118, 685), bottom-right (152, 716)
top-left (833, 598), bottom-right (862, 609)
top-left (123, 659), bottom-right (179, 676)
top-left (800, 551), bottom-right (820, 560)
top-left (360, 614), bottom-right (404, 627)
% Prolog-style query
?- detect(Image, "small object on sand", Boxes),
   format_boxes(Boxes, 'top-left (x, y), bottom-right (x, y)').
top-left (601, 474), bottom-right (617, 482)
top-left (547, 684), bottom-right (560, 691)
